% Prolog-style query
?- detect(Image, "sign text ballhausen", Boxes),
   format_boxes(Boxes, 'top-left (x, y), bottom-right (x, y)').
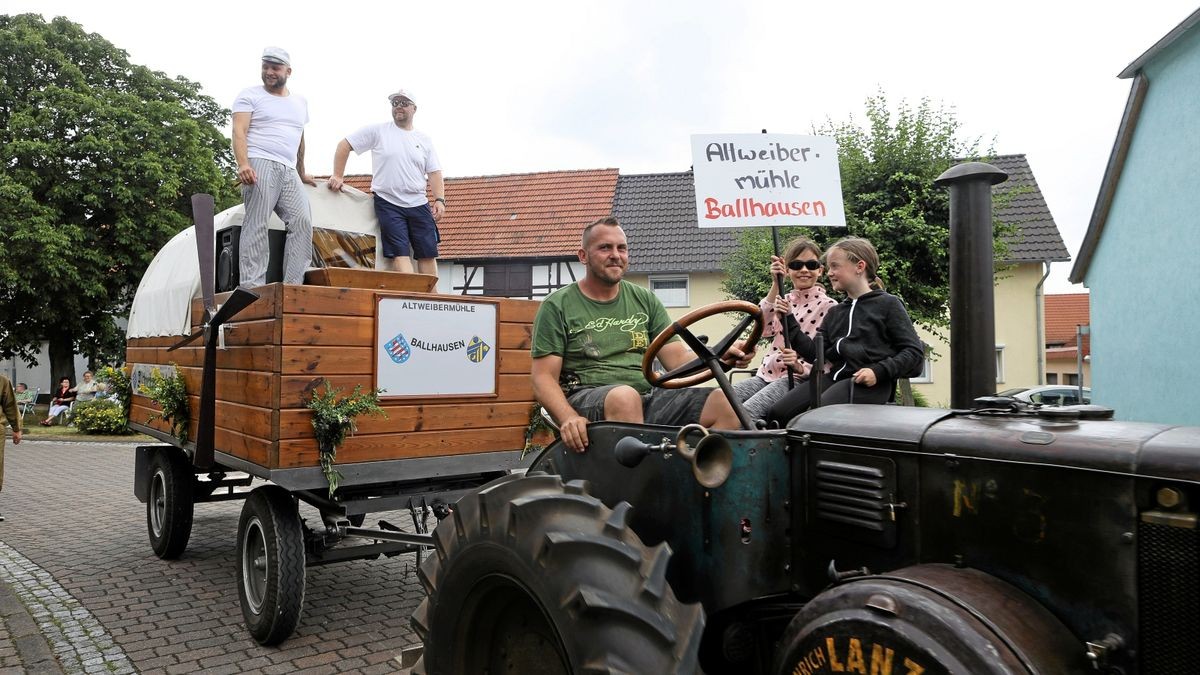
top-left (376, 297), bottom-right (497, 397)
top-left (691, 133), bottom-right (846, 228)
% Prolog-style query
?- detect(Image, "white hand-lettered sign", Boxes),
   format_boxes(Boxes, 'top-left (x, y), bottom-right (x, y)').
top-left (691, 133), bottom-right (846, 228)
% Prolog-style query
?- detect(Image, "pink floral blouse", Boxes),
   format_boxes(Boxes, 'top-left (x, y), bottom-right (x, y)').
top-left (756, 285), bottom-right (837, 381)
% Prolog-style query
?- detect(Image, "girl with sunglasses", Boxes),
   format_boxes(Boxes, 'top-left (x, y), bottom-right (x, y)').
top-left (733, 237), bottom-right (837, 421)
top-left (767, 237), bottom-right (924, 426)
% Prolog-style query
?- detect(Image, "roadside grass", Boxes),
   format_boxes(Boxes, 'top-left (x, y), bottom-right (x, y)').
top-left (14, 413), bottom-right (152, 443)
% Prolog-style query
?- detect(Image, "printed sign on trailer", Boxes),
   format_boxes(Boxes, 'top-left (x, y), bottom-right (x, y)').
top-left (376, 297), bottom-right (497, 397)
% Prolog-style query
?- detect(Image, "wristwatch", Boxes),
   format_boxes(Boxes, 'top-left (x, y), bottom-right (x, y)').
top-left (435, 197), bottom-right (447, 205)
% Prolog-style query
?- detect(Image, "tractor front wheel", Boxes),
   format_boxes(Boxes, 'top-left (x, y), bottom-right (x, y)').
top-left (411, 473), bottom-right (705, 674)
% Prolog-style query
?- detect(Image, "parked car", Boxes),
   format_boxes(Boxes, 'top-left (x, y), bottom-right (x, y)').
top-left (997, 385), bottom-right (1091, 406)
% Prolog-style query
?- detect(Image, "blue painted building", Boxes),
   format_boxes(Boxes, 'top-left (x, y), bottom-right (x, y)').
top-left (1071, 9), bottom-right (1200, 425)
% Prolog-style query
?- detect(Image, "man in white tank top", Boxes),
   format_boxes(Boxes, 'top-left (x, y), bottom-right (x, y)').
top-left (231, 46), bottom-right (316, 287)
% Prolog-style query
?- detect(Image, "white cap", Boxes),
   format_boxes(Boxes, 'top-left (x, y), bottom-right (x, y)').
top-left (387, 89), bottom-right (416, 105)
top-left (261, 46), bottom-right (291, 66)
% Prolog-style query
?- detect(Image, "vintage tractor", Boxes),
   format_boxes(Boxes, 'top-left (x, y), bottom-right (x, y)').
top-left (409, 165), bottom-right (1199, 674)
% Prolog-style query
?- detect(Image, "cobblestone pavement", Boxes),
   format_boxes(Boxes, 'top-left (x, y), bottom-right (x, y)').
top-left (0, 439), bottom-right (427, 674)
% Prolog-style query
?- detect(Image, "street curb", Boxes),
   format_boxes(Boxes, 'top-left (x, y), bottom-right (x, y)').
top-left (0, 579), bottom-right (64, 674)
top-left (0, 542), bottom-right (135, 674)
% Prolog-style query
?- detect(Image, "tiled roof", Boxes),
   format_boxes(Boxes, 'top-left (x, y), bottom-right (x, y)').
top-left (1046, 346), bottom-right (1082, 362)
top-left (329, 169), bottom-right (619, 259)
top-left (985, 154), bottom-right (1071, 263)
top-left (333, 155), bottom-right (1066, 268)
top-left (1044, 293), bottom-right (1090, 354)
top-left (614, 171), bottom-right (741, 274)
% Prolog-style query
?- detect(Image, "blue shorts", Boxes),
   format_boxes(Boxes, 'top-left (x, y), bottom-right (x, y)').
top-left (374, 196), bottom-right (440, 259)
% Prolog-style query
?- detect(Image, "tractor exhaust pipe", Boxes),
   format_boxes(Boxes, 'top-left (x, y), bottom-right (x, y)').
top-left (934, 162), bottom-right (1008, 409)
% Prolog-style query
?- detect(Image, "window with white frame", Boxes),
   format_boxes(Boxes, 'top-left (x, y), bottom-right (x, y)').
top-left (649, 276), bottom-right (689, 307)
top-left (911, 346), bottom-right (933, 383)
top-left (995, 345), bottom-right (1005, 384)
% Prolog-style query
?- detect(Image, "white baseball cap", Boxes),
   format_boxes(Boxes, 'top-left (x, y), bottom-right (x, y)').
top-left (387, 89), bottom-right (416, 105)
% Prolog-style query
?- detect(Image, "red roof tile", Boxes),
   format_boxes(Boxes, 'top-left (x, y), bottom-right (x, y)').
top-left (328, 169), bottom-right (619, 259)
top-left (1045, 293), bottom-right (1090, 355)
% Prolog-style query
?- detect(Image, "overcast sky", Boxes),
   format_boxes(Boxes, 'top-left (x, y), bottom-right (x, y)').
top-left (9, 0), bottom-right (1198, 293)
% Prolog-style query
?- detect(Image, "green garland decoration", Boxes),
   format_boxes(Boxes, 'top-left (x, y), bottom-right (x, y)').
top-left (138, 364), bottom-right (189, 443)
top-left (307, 380), bottom-right (386, 497)
top-left (522, 403), bottom-right (560, 458)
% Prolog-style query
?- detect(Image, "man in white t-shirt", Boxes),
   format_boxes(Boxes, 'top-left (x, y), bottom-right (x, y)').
top-left (231, 46), bottom-right (316, 286)
top-left (328, 89), bottom-right (445, 275)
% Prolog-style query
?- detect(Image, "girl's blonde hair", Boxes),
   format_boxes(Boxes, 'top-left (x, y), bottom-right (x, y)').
top-left (828, 237), bottom-right (885, 291)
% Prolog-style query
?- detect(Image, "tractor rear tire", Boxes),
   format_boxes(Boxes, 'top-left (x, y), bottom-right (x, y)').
top-left (146, 448), bottom-right (194, 559)
top-left (411, 473), bottom-right (705, 675)
top-left (236, 485), bottom-right (306, 646)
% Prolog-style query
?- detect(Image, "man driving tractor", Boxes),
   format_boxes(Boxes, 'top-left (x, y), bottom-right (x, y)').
top-left (531, 216), bottom-right (755, 451)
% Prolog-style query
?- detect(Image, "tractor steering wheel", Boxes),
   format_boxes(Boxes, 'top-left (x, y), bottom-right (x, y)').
top-left (642, 300), bottom-right (764, 390)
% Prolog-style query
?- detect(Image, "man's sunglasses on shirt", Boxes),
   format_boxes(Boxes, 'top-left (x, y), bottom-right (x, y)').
top-left (788, 259), bottom-right (822, 271)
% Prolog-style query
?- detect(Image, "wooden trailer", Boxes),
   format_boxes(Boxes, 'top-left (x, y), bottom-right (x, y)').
top-left (126, 188), bottom-right (548, 645)
top-left (127, 271), bottom-right (541, 475)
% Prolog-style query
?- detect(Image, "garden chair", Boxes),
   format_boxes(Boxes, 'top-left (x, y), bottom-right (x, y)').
top-left (17, 387), bottom-right (39, 419)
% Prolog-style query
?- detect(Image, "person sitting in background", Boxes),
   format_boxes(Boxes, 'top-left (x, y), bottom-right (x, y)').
top-left (72, 370), bottom-right (106, 402)
top-left (14, 383), bottom-right (33, 407)
top-left (41, 377), bottom-right (75, 426)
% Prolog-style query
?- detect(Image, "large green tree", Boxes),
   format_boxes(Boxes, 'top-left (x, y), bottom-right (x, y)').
top-left (722, 93), bottom-right (1009, 333)
top-left (0, 14), bottom-right (236, 387)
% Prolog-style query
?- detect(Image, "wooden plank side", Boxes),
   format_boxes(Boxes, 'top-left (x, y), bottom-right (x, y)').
top-left (277, 316), bottom-right (530, 349)
top-left (131, 396), bottom-right (273, 466)
top-left (281, 285), bottom-right (374, 317)
top-left (497, 297), bottom-right (541, 324)
top-left (129, 402), bottom-right (177, 438)
top-left (214, 400), bottom-right (274, 439)
top-left (126, 345), bottom-right (277, 372)
top-left (279, 285), bottom-right (541, 323)
top-left (174, 368), bottom-right (276, 409)
top-left (214, 427), bottom-right (273, 467)
top-left (499, 322), bottom-right (533, 350)
top-left (280, 315), bottom-right (373, 346)
top-left (498, 349), bottom-right (532, 374)
top-left (276, 426), bottom-right (529, 468)
top-left (279, 373), bottom-right (535, 409)
top-left (281, 346), bottom-right (373, 375)
top-left (276, 401), bottom-right (537, 440)
top-left (218, 318), bottom-right (279, 347)
top-left (190, 284), bottom-right (281, 324)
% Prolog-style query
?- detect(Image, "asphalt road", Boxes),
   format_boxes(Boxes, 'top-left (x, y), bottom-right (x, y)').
top-left (0, 438), bottom-right (426, 674)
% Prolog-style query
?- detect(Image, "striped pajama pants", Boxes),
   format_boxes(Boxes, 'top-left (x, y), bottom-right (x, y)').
top-left (239, 157), bottom-right (313, 286)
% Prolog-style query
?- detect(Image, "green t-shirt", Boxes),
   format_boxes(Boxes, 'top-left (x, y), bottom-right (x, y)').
top-left (532, 281), bottom-right (674, 395)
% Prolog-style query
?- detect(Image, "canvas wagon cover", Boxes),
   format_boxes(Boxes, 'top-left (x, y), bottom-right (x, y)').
top-left (126, 184), bottom-right (380, 338)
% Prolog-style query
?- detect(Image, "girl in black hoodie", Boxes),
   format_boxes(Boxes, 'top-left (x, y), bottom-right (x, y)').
top-left (767, 237), bottom-right (924, 426)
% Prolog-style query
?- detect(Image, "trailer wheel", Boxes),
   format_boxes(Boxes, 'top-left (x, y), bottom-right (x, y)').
top-left (146, 449), bottom-right (194, 559)
top-left (411, 474), bottom-right (704, 674)
top-left (237, 485), bottom-right (306, 646)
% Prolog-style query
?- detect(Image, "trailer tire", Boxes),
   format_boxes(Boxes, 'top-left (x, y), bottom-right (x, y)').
top-left (146, 449), bottom-right (194, 559)
top-left (411, 473), bottom-right (704, 675)
top-left (237, 485), bottom-right (306, 646)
